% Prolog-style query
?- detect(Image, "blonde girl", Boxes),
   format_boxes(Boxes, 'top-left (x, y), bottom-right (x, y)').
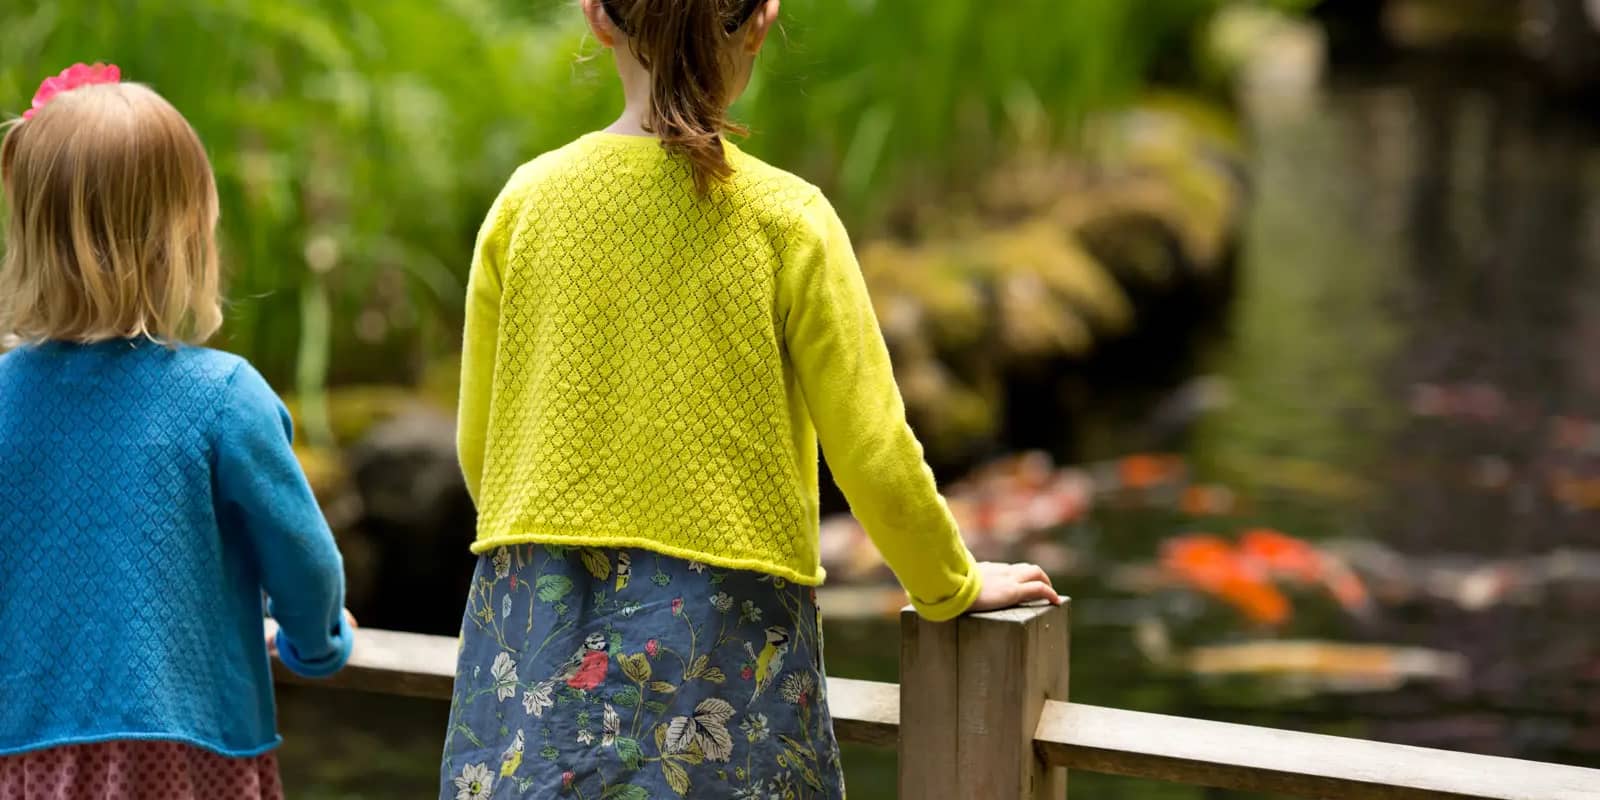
top-left (440, 3), bottom-right (1060, 798)
top-left (0, 64), bottom-right (352, 799)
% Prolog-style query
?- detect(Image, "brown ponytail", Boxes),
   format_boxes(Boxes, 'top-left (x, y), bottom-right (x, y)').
top-left (604, 0), bottom-right (762, 194)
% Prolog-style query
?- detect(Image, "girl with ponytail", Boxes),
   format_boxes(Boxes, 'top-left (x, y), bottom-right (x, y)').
top-left (439, 2), bottom-right (1061, 797)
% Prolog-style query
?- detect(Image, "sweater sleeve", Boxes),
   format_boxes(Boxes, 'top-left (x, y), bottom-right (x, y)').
top-left (779, 192), bottom-right (982, 621)
top-left (216, 361), bottom-right (352, 678)
top-left (457, 182), bottom-right (517, 505)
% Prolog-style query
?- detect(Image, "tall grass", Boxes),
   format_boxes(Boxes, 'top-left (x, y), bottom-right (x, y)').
top-left (0, 0), bottom-right (1281, 441)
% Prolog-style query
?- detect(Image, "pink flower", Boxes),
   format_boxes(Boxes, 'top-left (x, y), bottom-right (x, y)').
top-left (645, 639), bottom-right (659, 658)
top-left (741, 666), bottom-right (753, 681)
top-left (509, 575), bottom-right (518, 590)
top-left (670, 598), bottom-right (683, 616)
top-left (25, 63), bottom-right (121, 121)
top-left (562, 771), bottom-right (575, 790)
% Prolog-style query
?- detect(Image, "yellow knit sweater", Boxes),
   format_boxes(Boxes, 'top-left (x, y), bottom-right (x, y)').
top-left (458, 132), bottom-right (981, 620)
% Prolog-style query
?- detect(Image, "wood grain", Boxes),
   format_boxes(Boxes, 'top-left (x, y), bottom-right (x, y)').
top-left (954, 603), bottom-right (1070, 800)
top-left (272, 627), bottom-right (457, 700)
top-left (826, 677), bottom-right (900, 747)
top-left (1034, 701), bottom-right (1600, 800)
top-left (898, 604), bottom-right (963, 799)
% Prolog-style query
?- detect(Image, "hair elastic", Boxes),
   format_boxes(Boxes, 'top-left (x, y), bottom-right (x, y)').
top-left (600, 0), bottom-right (764, 36)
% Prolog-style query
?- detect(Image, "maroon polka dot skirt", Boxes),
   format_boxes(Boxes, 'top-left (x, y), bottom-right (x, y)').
top-left (0, 741), bottom-right (282, 800)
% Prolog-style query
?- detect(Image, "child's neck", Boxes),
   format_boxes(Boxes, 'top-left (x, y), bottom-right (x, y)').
top-left (604, 109), bottom-right (652, 138)
top-left (604, 70), bottom-right (655, 138)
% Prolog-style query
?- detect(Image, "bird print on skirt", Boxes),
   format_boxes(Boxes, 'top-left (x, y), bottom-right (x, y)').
top-left (440, 544), bottom-right (846, 800)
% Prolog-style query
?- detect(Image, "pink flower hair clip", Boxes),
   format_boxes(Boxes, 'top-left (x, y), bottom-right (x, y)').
top-left (23, 62), bottom-right (122, 121)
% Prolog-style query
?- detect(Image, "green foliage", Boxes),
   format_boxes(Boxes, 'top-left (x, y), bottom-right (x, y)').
top-left (0, 0), bottom-right (1252, 410)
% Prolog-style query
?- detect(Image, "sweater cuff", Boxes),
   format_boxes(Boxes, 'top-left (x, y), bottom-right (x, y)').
top-left (274, 616), bottom-right (354, 679)
top-left (908, 550), bottom-right (983, 622)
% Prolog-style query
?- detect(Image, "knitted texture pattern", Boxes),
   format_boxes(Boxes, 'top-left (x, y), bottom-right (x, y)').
top-left (0, 342), bottom-right (350, 757)
top-left (458, 134), bottom-right (981, 619)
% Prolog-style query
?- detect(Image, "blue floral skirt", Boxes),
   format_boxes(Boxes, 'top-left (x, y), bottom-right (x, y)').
top-left (439, 545), bottom-right (846, 800)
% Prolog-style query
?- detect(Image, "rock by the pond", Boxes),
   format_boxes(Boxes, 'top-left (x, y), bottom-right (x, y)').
top-left (345, 409), bottom-right (478, 634)
top-left (850, 99), bottom-right (1248, 467)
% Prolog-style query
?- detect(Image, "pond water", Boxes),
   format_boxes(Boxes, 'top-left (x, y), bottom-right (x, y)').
top-left (279, 57), bottom-right (1600, 798)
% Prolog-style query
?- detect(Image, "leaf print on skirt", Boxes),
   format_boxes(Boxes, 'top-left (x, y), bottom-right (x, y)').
top-left (437, 545), bottom-right (846, 800)
top-left (664, 698), bottom-right (735, 762)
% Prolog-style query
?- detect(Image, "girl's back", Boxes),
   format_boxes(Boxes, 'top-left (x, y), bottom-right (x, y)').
top-left (0, 343), bottom-right (283, 755)
top-left (442, 3), bottom-right (1058, 799)
top-left (0, 68), bottom-right (352, 798)
top-left (466, 134), bottom-right (829, 578)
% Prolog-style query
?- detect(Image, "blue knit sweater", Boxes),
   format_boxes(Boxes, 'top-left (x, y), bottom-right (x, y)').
top-left (0, 340), bottom-right (352, 757)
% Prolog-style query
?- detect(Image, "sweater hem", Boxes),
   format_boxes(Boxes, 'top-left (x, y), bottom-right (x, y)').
top-left (470, 531), bottom-right (827, 587)
top-left (0, 731), bottom-right (282, 759)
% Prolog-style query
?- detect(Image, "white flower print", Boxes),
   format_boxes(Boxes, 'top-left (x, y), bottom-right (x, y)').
top-left (576, 728), bottom-right (596, 746)
top-left (780, 672), bottom-right (815, 706)
top-left (500, 593), bottom-right (511, 620)
top-left (453, 762), bottom-right (493, 800)
top-left (490, 652), bottom-right (518, 702)
top-left (522, 682), bottom-right (554, 717)
top-left (731, 787), bottom-right (764, 800)
top-left (739, 712), bottom-right (770, 743)
top-left (740, 599), bottom-right (762, 624)
top-left (492, 547), bottom-right (510, 579)
top-left (688, 561), bottom-right (707, 573)
top-left (710, 592), bottom-right (734, 613)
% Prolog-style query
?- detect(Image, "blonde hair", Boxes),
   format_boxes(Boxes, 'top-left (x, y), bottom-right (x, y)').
top-left (0, 82), bottom-right (222, 345)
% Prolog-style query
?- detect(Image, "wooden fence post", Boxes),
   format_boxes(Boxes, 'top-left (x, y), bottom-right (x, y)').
top-left (899, 601), bottom-right (1071, 799)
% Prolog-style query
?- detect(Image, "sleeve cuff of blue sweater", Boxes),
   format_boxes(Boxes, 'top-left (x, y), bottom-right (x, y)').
top-left (274, 617), bottom-right (355, 679)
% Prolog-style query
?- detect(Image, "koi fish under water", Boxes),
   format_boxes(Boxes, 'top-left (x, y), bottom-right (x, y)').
top-left (1183, 640), bottom-right (1468, 694)
top-left (1158, 530), bottom-right (1371, 626)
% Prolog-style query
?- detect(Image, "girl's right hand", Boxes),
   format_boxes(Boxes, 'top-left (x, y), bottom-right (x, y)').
top-left (968, 561), bottom-right (1063, 612)
top-left (265, 608), bottom-right (357, 657)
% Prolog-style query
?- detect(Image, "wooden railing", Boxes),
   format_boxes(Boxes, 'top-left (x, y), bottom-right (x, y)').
top-left (274, 602), bottom-right (1600, 799)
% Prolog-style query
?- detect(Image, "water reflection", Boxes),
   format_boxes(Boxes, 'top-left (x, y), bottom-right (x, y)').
top-left (1172, 60), bottom-right (1600, 773)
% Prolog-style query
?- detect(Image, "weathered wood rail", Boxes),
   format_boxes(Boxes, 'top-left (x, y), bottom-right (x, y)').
top-left (275, 602), bottom-right (1600, 799)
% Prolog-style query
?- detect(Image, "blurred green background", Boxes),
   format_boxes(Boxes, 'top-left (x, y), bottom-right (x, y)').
top-left (0, 0), bottom-right (1284, 445)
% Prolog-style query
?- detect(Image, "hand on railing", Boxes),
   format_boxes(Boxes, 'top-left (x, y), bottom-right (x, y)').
top-left (968, 561), bottom-right (1063, 612)
top-left (265, 609), bottom-right (359, 657)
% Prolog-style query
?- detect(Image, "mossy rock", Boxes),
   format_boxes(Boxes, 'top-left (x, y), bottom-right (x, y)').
top-left (283, 385), bottom-right (446, 446)
top-left (1078, 111), bottom-right (1245, 274)
top-left (897, 357), bottom-right (1002, 457)
top-left (860, 241), bottom-right (989, 351)
top-left (419, 356), bottom-right (463, 412)
top-left (291, 443), bottom-right (364, 537)
top-left (1133, 91), bottom-right (1246, 158)
top-left (974, 221), bottom-right (1135, 338)
top-left (293, 444), bottom-right (352, 505)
